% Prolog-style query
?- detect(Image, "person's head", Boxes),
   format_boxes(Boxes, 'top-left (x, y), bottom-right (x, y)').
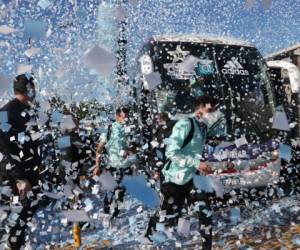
top-left (13, 74), bottom-right (36, 105)
top-left (157, 112), bottom-right (170, 126)
top-left (115, 106), bottom-right (130, 123)
top-left (193, 95), bottom-right (218, 119)
top-left (193, 95), bottom-right (224, 128)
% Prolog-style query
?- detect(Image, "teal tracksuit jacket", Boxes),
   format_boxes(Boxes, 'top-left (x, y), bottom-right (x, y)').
top-left (162, 117), bottom-right (207, 185)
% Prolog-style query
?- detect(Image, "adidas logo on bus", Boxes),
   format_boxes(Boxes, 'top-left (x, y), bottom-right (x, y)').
top-left (221, 57), bottom-right (249, 76)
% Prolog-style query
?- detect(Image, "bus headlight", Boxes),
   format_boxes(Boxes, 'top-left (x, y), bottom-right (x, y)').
top-left (139, 54), bottom-right (154, 75)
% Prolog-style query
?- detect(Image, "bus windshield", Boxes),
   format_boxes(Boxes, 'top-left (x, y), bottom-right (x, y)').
top-left (147, 41), bottom-right (275, 142)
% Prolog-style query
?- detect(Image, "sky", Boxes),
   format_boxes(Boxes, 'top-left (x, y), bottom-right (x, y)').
top-left (126, 0), bottom-right (299, 60)
top-left (0, 0), bottom-right (299, 104)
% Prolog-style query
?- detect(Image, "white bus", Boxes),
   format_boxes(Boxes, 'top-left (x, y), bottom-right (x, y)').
top-left (138, 35), bottom-right (282, 190)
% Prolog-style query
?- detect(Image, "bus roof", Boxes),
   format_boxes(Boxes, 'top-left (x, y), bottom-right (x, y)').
top-left (267, 60), bottom-right (298, 70)
top-left (152, 34), bottom-right (254, 47)
top-left (266, 43), bottom-right (300, 59)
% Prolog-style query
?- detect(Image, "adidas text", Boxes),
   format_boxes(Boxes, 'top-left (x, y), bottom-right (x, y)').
top-left (221, 68), bottom-right (250, 75)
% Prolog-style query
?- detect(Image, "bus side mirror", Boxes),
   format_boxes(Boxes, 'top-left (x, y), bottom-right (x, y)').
top-left (139, 54), bottom-right (154, 75)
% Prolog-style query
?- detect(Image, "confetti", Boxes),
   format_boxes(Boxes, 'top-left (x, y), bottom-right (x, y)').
top-left (24, 20), bottom-right (47, 39)
top-left (83, 45), bottom-right (116, 76)
top-left (17, 64), bottom-right (33, 75)
top-left (0, 25), bottom-right (17, 35)
top-left (61, 210), bottom-right (90, 222)
top-left (25, 47), bottom-right (41, 58)
top-left (38, 0), bottom-right (52, 9)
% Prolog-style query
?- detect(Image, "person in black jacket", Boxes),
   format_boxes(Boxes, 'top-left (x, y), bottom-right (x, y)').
top-left (0, 74), bottom-right (41, 249)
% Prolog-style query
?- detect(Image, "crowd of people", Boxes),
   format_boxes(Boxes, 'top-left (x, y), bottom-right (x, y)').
top-left (0, 74), bottom-right (241, 250)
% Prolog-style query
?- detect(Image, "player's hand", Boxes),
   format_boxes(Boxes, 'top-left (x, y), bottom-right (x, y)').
top-left (93, 166), bottom-right (101, 176)
top-left (16, 180), bottom-right (31, 198)
top-left (122, 150), bottom-right (130, 159)
top-left (153, 171), bottom-right (160, 181)
top-left (198, 162), bottom-right (212, 174)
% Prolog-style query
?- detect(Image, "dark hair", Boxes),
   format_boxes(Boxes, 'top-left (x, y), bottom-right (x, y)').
top-left (157, 112), bottom-right (170, 122)
top-left (13, 74), bottom-right (34, 94)
top-left (193, 95), bottom-right (218, 110)
top-left (116, 106), bottom-right (130, 116)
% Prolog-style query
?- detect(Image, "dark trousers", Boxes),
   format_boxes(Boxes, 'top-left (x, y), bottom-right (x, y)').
top-left (103, 167), bottom-right (132, 219)
top-left (0, 163), bottom-right (39, 250)
top-left (146, 178), bottom-right (213, 250)
top-left (1, 183), bottom-right (39, 250)
top-left (8, 198), bottom-right (39, 249)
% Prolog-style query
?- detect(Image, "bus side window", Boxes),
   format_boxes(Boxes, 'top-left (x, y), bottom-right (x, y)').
top-left (269, 67), bottom-right (286, 106)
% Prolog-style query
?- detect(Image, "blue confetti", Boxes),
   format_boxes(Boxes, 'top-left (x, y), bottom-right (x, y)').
top-left (122, 175), bottom-right (160, 209)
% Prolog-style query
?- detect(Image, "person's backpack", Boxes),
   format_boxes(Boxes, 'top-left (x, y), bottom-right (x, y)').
top-left (99, 124), bottom-right (112, 168)
top-left (154, 117), bottom-right (195, 171)
top-left (152, 120), bottom-right (176, 164)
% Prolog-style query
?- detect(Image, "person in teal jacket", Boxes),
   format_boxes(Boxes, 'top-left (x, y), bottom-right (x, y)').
top-left (162, 102), bottom-right (225, 185)
top-left (146, 95), bottom-right (223, 250)
top-left (93, 106), bottom-right (134, 218)
top-left (162, 117), bottom-right (208, 185)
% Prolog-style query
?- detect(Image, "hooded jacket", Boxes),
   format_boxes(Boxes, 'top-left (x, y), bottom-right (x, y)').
top-left (162, 117), bottom-right (207, 185)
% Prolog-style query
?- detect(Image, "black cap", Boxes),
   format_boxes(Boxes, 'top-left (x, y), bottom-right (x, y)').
top-left (13, 74), bottom-right (34, 94)
top-left (116, 105), bottom-right (130, 115)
